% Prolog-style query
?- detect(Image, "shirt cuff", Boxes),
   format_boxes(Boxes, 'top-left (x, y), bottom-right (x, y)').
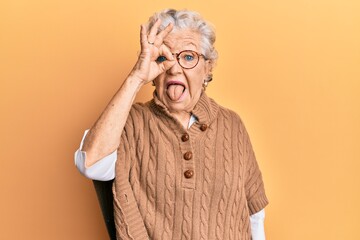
top-left (250, 209), bottom-right (266, 240)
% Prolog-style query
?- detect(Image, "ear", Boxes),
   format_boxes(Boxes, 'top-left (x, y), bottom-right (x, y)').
top-left (204, 59), bottom-right (212, 76)
top-left (204, 60), bottom-right (213, 82)
top-left (206, 74), bottom-right (213, 83)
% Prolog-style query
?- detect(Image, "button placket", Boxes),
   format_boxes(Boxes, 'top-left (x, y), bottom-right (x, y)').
top-left (179, 131), bottom-right (195, 188)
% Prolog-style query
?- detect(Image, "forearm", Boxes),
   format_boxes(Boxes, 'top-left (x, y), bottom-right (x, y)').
top-left (82, 75), bottom-right (143, 167)
top-left (81, 21), bottom-right (173, 168)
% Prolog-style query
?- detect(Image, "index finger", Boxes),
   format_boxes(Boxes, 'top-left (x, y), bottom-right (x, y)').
top-left (155, 23), bottom-right (174, 44)
top-left (147, 18), bottom-right (161, 44)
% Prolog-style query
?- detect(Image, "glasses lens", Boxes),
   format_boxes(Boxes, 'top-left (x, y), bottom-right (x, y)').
top-left (178, 51), bottom-right (199, 69)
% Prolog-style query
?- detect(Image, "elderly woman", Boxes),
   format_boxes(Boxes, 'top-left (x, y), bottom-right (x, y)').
top-left (75, 9), bottom-right (268, 239)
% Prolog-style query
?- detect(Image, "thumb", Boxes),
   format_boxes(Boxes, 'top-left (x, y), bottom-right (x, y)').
top-left (161, 59), bottom-right (176, 72)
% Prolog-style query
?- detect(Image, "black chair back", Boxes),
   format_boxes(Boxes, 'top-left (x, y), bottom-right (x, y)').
top-left (93, 180), bottom-right (116, 240)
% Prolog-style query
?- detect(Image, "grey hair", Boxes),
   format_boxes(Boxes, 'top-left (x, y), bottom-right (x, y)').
top-left (147, 9), bottom-right (218, 69)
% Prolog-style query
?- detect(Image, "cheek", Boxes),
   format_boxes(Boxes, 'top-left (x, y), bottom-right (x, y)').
top-left (187, 72), bottom-right (205, 92)
top-left (193, 65), bottom-right (207, 84)
top-left (154, 74), bottom-right (165, 86)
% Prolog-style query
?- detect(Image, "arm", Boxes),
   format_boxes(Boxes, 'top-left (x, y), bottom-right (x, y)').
top-left (81, 75), bottom-right (143, 167)
top-left (81, 20), bottom-right (175, 167)
top-left (74, 129), bottom-right (117, 180)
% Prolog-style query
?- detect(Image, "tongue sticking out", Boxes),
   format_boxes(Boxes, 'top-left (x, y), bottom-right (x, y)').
top-left (166, 84), bottom-right (185, 101)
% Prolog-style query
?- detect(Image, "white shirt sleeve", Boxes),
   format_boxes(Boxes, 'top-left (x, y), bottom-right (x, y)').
top-left (250, 209), bottom-right (266, 240)
top-left (74, 129), bottom-right (117, 181)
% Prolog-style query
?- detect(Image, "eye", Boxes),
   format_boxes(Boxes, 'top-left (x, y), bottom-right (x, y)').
top-left (184, 54), bottom-right (195, 61)
top-left (156, 56), bottom-right (167, 63)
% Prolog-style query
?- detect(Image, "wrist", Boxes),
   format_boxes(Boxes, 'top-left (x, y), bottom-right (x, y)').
top-left (125, 74), bottom-right (146, 92)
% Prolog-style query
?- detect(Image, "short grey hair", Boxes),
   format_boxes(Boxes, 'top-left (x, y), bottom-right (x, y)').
top-left (147, 9), bottom-right (218, 69)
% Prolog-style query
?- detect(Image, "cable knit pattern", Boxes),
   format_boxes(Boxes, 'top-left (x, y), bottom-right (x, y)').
top-left (215, 110), bottom-right (232, 239)
top-left (144, 118), bottom-right (157, 239)
top-left (199, 123), bottom-right (216, 239)
top-left (161, 136), bottom-right (175, 240)
top-left (182, 190), bottom-right (193, 239)
top-left (229, 121), bottom-right (245, 240)
top-left (113, 92), bottom-right (268, 240)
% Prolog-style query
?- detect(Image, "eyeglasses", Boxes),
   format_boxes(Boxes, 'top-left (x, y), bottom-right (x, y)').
top-left (156, 50), bottom-right (206, 69)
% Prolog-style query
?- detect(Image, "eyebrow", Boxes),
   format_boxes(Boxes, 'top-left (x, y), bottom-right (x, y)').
top-left (182, 42), bottom-right (197, 48)
top-left (164, 37), bottom-right (199, 50)
top-left (170, 42), bottom-right (198, 52)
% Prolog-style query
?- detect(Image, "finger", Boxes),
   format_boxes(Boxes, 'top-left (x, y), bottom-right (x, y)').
top-left (160, 44), bottom-right (174, 61)
top-left (157, 57), bottom-right (176, 73)
top-left (155, 23), bottom-right (173, 43)
top-left (162, 59), bottom-right (176, 72)
top-left (155, 44), bottom-right (175, 72)
top-left (147, 19), bottom-right (161, 44)
top-left (140, 24), bottom-right (149, 47)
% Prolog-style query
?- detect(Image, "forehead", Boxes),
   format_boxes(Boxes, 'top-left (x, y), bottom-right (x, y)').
top-left (163, 29), bottom-right (201, 52)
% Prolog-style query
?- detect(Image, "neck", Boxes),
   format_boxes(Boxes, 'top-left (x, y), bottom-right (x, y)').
top-left (171, 111), bottom-right (191, 129)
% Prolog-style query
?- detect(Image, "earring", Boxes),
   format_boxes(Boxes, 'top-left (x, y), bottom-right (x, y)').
top-left (202, 74), bottom-right (213, 91)
top-left (202, 80), bottom-right (208, 91)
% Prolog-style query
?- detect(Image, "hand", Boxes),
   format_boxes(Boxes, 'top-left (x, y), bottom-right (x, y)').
top-left (130, 19), bottom-right (175, 85)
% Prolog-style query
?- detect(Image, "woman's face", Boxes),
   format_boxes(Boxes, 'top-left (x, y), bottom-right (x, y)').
top-left (154, 29), bottom-right (211, 114)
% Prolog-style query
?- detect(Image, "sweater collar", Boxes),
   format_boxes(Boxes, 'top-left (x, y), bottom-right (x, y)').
top-left (150, 91), bottom-right (219, 125)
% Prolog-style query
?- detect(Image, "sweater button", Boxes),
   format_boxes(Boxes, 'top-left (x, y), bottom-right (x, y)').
top-left (184, 170), bottom-right (194, 178)
top-left (200, 124), bottom-right (208, 131)
top-left (181, 133), bottom-right (189, 142)
top-left (183, 151), bottom-right (193, 160)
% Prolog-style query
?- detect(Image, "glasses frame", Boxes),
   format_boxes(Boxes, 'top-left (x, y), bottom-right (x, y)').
top-left (171, 50), bottom-right (206, 69)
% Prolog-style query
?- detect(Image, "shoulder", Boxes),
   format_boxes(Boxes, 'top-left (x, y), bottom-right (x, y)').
top-left (128, 101), bottom-right (152, 117)
top-left (216, 104), bottom-right (243, 123)
top-left (212, 102), bottom-right (251, 137)
top-left (123, 102), bottom-right (153, 130)
top-left (131, 101), bottom-right (149, 112)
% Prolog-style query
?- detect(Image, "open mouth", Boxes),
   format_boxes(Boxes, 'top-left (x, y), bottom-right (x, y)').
top-left (166, 81), bottom-right (186, 101)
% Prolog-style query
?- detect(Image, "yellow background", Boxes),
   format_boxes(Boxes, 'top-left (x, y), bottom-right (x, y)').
top-left (1, 0), bottom-right (359, 239)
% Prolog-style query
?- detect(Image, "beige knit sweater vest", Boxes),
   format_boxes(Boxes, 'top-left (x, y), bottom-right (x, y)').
top-left (113, 93), bottom-right (268, 240)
